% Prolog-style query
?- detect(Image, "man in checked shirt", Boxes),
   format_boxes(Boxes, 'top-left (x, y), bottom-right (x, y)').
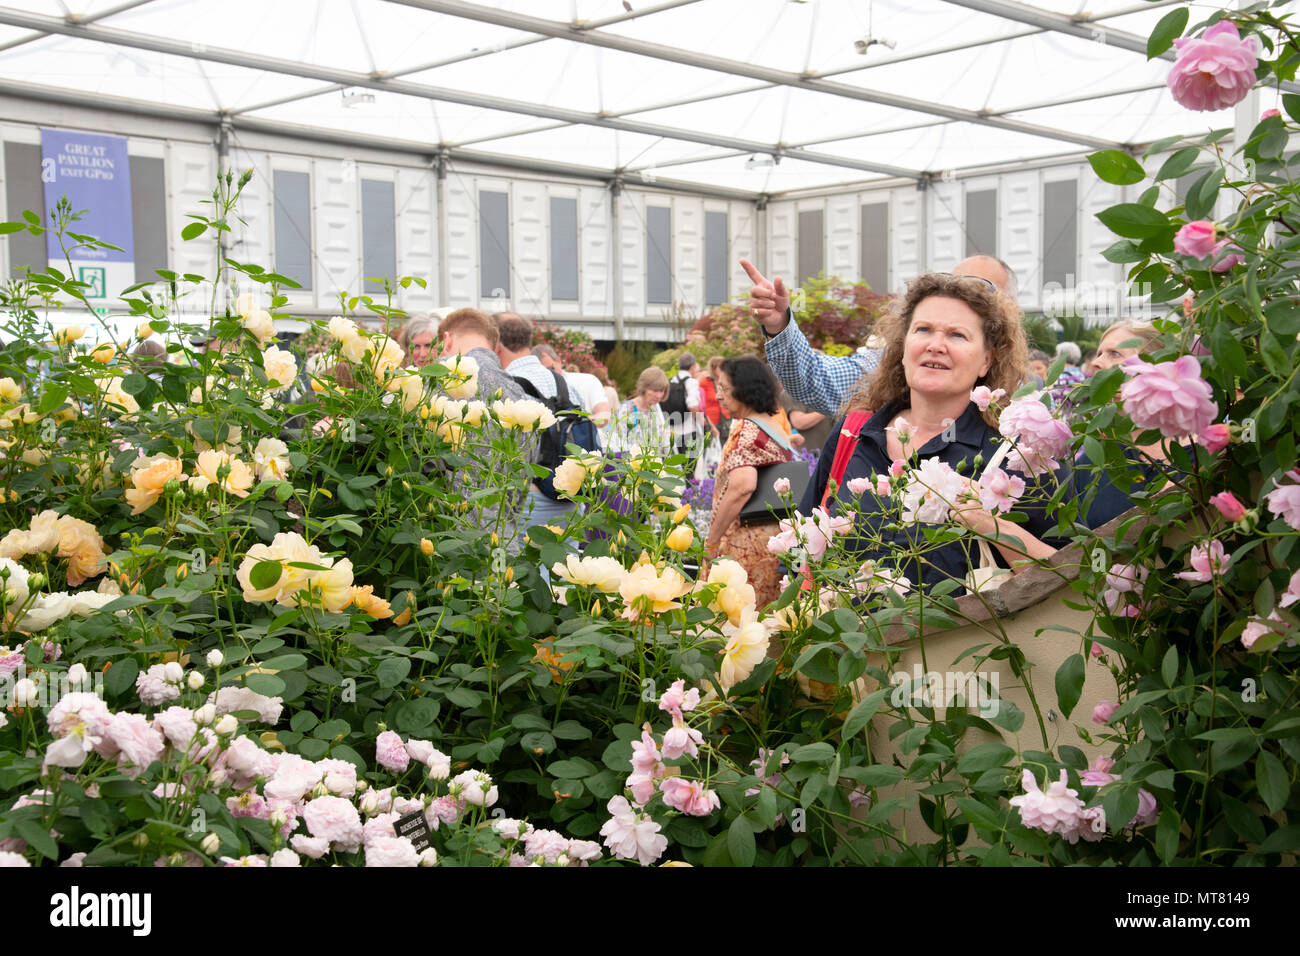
top-left (741, 255), bottom-right (1019, 419)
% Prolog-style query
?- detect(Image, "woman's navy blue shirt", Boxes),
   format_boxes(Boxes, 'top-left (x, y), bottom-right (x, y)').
top-left (800, 398), bottom-right (1066, 593)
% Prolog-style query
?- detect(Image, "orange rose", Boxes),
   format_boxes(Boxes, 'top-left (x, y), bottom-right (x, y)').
top-left (124, 454), bottom-right (183, 515)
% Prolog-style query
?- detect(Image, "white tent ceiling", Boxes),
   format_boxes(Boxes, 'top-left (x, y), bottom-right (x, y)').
top-left (0, 0), bottom-right (1287, 196)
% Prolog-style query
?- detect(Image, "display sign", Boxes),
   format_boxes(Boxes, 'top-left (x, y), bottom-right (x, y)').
top-left (40, 128), bottom-right (135, 301)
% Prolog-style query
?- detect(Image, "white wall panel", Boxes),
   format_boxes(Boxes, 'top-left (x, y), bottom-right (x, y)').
top-left (767, 200), bottom-right (795, 281)
top-left (828, 193), bottom-right (857, 280)
top-left (1077, 167), bottom-right (1124, 292)
top-left (673, 195), bottom-right (703, 313)
top-left (999, 171), bottom-right (1039, 310)
top-left (227, 148), bottom-right (275, 311)
top-left (892, 187), bottom-right (921, 292)
top-left (163, 141), bottom-right (217, 312)
top-left (513, 178), bottom-right (547, 315)
top-left (394, 167), bottom-right (435, 311)
top-left (578, 185), bottom-right (609, 316)
top-left (312, 158), bottom-right (358, 307)
top-left (619, 191), bottom-right (645, 319)
top-left (926, 181), bottom-right (962, 274)
top-left (444, 173), bottom-right (475, 307)
top-left (728, 199), bottom-right (756, 304)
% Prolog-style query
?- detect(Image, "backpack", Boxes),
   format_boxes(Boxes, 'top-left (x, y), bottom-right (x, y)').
top-left (660, 374), bottom-right (689, 421)
top-left (513, 370), bottom-right (602, 499)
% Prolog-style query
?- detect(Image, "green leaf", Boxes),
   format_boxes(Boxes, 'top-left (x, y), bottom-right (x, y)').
top-left (791, 742), bottom-right (835, 764)
top-left (15, 818), bottom-right (59, 860)
top-left (727, 815), bottom-right (756, 867)
top-left (375, 656), bottom-right (412, 689)
top-left (956, 743), bottom-right (1014, 775)
top-left (1054, 654), bottom-right (1086, 720)
top-left (263, 653), bottom-right (307, 672)
top-left (954, 796), bottom-right (1003, 833)
top-left (846, 764), bottom-right (904, 787)
top-left (104, 658), bottom-right (139, 697)
top-left (1146, 7), bottom-right (1188, 59)
top-left (1284, 93), bottom-right (1300, 126)
top-left (1154, 147), bottom-right (1199, 182)
top-left (1087, 150), bottom-right (1146, 186)
top-left (445, 687), bottom-right (482, 709)
top-left (552, 720), bottom-right (593, 741)
top-left (520, 731), bottom-right (556, 754)
top-left (841, 685), bottom-right (892, 740)
top-left (988, 699), bottom-right (1024, 733)
top-left (1096, 203), bottom-right (1170, 239)
top-left (245, 672), bottom-right (286, 696)
top-left (1184, 168), bottom-right (1222, 221)
top-left (181, 221), bottom-right (208, 240)
top-left (1101, 239), bottom-right (1145, 264)
top-left (1256, 750), bottom-right (1289, 816)
top-left (1155, 807), bottom-right (1180, 864)
top-left (1160, 645), bottom-right (1178, 687)
top-left (248, 559), bottom-right (282, 592)
top-left (290, 711), bottom-right (318, 733)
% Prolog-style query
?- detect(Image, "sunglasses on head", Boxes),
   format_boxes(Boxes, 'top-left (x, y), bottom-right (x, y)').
top-left (931, 272), bottom-right (998, 292)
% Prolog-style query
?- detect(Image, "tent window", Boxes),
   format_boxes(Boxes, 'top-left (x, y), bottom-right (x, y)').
top-left (704, 210), bottom-right (728, 306)
top-left (550, 195), bottom-right (579, 302)
top-left (479, 189), bottom-right (510, 299)
top-left (860, 201), bottom-right (889, 293)
top-left (361, 179), bottom-right (396, 293)
top-left (798, 208), bottom-right (824, 285)
top-left (3, 142), bottom-right (46, 277)
top-left (647, 205), bottom-right (672, 304)
top-left (965, 188), bottom-right (997, 258)
top-left (273, 169), bottom-right (313, 291)
top-left (1043, 179), bottom-right (1078, 287)
top-left (130, 155), bottom-right (167, 284)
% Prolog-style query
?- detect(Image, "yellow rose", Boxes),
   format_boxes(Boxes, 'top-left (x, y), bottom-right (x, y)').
top-left (0, 378), bottom-right (21, 402)
top-left (136, 321), bottom-right (155, 341)
top-left (124, 454), bottom-right (183, 515)
top-left (666, 524), bottom-right (694, 552)
top-left (436, 354), bottom-right (480, 400)
top-left (491, 398), bottom-right (556, 432)
top-left (327, 316), bottom-right (359, 342)
top-left (253, 437), bottom-right (291, 481)
top-left (619, 563), bottom-right (691, 618)
top-left (371, 337), bottom-right (405, 377)
top-left (96, 377), bottom-right (139, 416)
top-left (551, 554), bottom-right (626, 593)
top-left (90, 343), bottom-right (116, 364)
top-left (241, 309), bottom-right (275, 345)
top-left (340, 330), bottom-right (370, 366)
top-left (552, 457), bottom-right (589, 500)
top-left (420, 538), bottom-right (435, 557)
top-left (388, 372), bottom-right (426, 413)
top-left (55, 514), bottom-right (108, 587)
top-left (718, 607), bottom-right (770, 691)
top-left (307, 559), bottom-right (354, 613)
top-left (194, 449), bottom-right (254, 498)
top-left (347, 585), bottom-right (393, 619)
top-left (532, 638), bottom-right (575, 684)
top-left (671, 504), bottom-right (691, 524)
top-left (262, 346), bottom-right (298, 392)
top-left (54, 325), bottom-right (84, 345)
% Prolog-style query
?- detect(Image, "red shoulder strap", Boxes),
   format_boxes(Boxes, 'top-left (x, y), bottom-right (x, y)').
top-left (820, 410), bottom-right (872, 510)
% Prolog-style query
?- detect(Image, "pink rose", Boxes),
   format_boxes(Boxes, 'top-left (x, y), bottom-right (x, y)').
top-left (1080, 756), bottom-right (1120, 787)
top-left (660, 716), bottom-right (703, 761)
top-left (1262, 108), bottom-right (1281, 119)
top-left (364, 836), bottom-right (421, 867)
top-left (977, 467), bottom-right (1026, 515)
top-left (772, 477), bottom-right (791, 495)
top-left (600, 796), bottom-right (667, 866)
top-left (1175, 540), bottom-right (1230, 584)
top-left (374, 730), bottom-right (410, 773)
top-left (889, 459), bottom-right (905, 478)
top-left (874, 474), bottom-right (891, 498)
top-left (658, 679), bottom-right (699, 715)
top-left (302, 796), bottom-right (363, 852)
top-left (1167, 20), bottom-right (1259, 112)
top-left (106, 712), bottom-right (165, 773)
top-left (846, 477), bottom-right (870, 495)
top-left (999, 397), bottom-right (1073, 476)
top-left (1009, 769), bottom-right (1084, 837)
top-left (1119, 355), bottom-right (1218, 439)
top-left (969, 385), bottom-right (1006, 411)
top-left (1210, 239), bottom-right (1244, 272)
top-left (1280, 569), bottom-right (1300, 610)
top-left (1196, 423), bottom-right (1231, 453)
top-left (1210, 490), bottom-right (1247, 521)
top-left (1264, 469), bottom-right (1300, 530)
top-left (1091, 700), bottom-right (1118, 725)
top-left (659, 777), bottom-right (721, 817)
top-left (1173, 220), bottom-right (1218, 259)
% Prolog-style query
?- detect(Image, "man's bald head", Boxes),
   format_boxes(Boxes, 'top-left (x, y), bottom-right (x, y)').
top-left (954, 255), bottom-right (1018, 300)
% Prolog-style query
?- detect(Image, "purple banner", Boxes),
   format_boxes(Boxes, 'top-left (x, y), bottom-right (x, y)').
top-left (40, 128), bottom-right (134, 263)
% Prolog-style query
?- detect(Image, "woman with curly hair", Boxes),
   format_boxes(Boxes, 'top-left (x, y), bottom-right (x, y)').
top-left (802, 272), bottom-right (1061, 592)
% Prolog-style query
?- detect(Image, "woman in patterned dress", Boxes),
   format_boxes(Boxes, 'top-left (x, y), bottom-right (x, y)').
top-left (705, 355), bottom-right (792, 608)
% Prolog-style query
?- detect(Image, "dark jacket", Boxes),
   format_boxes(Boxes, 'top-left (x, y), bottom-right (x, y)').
top-left (800, 398), bottom-right (1065, 593)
